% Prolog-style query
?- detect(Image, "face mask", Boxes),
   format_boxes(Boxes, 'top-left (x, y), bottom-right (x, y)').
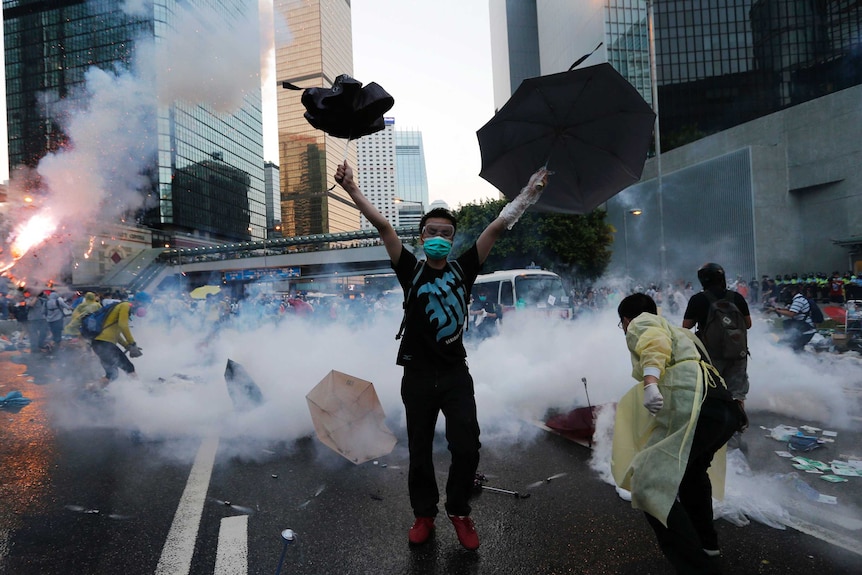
top-left (423, 237), bottom-right (452, 260)
top-left (479, 296), bottom-right (487, 302)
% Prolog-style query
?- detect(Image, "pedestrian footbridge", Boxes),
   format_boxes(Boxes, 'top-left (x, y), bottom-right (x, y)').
top-left (102, 227), bottom-right (420, 292)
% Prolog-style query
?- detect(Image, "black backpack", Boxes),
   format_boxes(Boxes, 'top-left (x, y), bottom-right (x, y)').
top-left (806, 298), bottom-right (824, 324)
top-left (701, 291), bottom-right (748, 360)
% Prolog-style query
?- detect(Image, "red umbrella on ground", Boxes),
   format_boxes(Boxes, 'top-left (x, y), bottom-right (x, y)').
top-left (822, 305), bottom-right (846, 323)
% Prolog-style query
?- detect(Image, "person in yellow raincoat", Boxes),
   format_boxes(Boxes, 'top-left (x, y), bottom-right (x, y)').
top-left (612, 293), bottom-right (741, 574)
top-left (63, 292), bottom-right (101, 337)
top-left (88, 292), bottom-right (151, 390)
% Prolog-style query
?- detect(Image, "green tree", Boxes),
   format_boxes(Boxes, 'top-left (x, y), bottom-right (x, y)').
top-left (451, 199), bottom-right (613, 281)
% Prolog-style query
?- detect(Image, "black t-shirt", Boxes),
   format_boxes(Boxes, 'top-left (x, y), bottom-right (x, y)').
top-left (393, 244), bottom-right (481, 368)
top-left (683, 287), bottom-right (750, 340)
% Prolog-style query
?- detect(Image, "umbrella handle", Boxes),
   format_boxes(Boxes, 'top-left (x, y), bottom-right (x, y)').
top-left (328, 135), bottom-right (352, 192)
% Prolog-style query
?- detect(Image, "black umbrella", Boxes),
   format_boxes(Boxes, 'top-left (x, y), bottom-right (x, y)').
top-left (283, 74), bottom-right (394, 140)
top-left (476, 62), bottom-right (655, 214)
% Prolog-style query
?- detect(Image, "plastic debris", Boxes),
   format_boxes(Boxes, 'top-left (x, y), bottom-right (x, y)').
top-left (765, 424), bottom-right (798, 441)
top-left (788, 433), bottom-right (822, 452)
top-left (830, 462), bottom-right (862, 477)
top-left (820, 475), bottom-right (849, 483)
top-left (790, 457), bottom-right (830, 472)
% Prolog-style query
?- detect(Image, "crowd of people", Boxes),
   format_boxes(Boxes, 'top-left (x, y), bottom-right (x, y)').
top-left (0, 158), bottom-right (852, 573)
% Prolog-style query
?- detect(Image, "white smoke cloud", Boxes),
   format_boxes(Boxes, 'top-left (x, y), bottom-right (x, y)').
top-left (149, 3), bottom-right (262, 113)
top-left (1, 2), bottom-right (268, 284)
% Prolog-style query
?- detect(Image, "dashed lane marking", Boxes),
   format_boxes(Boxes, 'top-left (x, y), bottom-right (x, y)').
top-left (214, 515), bottom-right (248, 575)
top-left (155, 434), bottom-right (220, 575)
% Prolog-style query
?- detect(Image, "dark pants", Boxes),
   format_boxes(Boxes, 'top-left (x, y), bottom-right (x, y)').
top-left (401, 363), bottom-right (480, 518)
top-left (645, 397), bottom-right (739, 575)
top-left (781, 320), bottom-right (815, 352)
top-left (28, 319), bottom-right (47, 353)
top-left (91, 340), bottom-right (135, 381)
top-left (48, 319), bottom-right (64, 347)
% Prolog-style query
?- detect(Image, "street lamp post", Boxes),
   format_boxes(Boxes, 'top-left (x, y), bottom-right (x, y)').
top-left (646, 0), bottom-right (667, 283)
top-left (624, 208), bottom-right (643, 280)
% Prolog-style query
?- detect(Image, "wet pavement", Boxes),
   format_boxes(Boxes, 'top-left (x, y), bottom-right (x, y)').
top-left (1, 343), bottom-right (862, 574)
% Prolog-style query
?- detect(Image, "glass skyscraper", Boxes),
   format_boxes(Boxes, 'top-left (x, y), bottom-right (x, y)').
top-left (395, 128), bottom-right (429, 209)
top-left (656, 1), bottom-right (862, 150)
top-left (3, 0), bottom-right (266, 244)
top-left (273, 0), bottom-right (358, 237)
top-left (495, 1), bottom-right (862, 152)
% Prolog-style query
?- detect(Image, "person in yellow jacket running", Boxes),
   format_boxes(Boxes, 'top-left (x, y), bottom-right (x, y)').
top-left (88, 292), bottom-right (151, 390)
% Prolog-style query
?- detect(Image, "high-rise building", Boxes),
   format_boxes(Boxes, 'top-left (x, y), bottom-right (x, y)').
top-left (355, 117), bottom-right (430, 231)
top-left (356, 118), bottom-right (397, 231)
top-left (3, 0), bottom-right (267, 244)
top-left (395, 127), bottom-right (429, 213)
top-left (264, 161), bottom-right (280, 236)
top-left (489, 0), bottom-right (541, 111)
top-left (273, 0), bottom-right (358, 237)
top-left (488, 0), bottom-right (862, 277)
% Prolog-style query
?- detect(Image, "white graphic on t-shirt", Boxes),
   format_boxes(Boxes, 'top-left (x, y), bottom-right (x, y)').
top-left (416, 270), bottom-right (467, 342)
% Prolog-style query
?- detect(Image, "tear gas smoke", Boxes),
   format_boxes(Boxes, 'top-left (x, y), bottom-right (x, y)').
top-left (0, 2), bottom-right (266, 283)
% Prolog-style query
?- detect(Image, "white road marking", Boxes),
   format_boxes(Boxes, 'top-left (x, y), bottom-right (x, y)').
top-left (785, 515), bottom-right (862, 557)
top-left (214, 515), bottom-right (248, 575)
top-left (155, 435), bottom-right (220, 575)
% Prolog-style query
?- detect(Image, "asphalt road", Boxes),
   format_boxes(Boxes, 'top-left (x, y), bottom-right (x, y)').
top-left (1, 347), bottom-right (862, 575)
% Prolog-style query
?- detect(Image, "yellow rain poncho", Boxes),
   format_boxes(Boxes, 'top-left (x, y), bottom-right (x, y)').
top-left (611, 313), bottom-right (726, 526)
top-left (63, 293), bottom-right (101, 336)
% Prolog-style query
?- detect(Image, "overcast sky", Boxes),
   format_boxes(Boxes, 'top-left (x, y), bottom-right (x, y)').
top-left (262, 0), bottom-right (502, 209)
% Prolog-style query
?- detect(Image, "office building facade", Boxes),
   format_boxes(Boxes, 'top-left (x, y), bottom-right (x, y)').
top-left (355, 118), bottom-right (429, 230)
top-left (273, 0), bottom-right (358, 237)
top-left (356, 118), bottom-right (397, 231)
top-left (489, 0), bottom-right (862, 278)
top-left (394, 127), bottom-right (429, 229)
top-left (264, 161), bottom-right (280, 236)
top-left (3, 0), bottom-right (267, 245)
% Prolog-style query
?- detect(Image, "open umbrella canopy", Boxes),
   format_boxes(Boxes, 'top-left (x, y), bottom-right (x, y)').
top-left (477, 62), bottom-right (656, 214)
top-left (306, 370), bottom-right (396, 465)
top-left (283, 74), bottom-right (394, 140)
top-left (190, 285), bottom-right (221, 299)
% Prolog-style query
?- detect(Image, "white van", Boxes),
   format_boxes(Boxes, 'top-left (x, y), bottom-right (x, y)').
top-left (472, 269), bottom-right (572, 319)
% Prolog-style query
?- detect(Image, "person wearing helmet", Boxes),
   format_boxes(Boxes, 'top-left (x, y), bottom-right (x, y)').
top-left (682, 263), bottom-right (752, 429)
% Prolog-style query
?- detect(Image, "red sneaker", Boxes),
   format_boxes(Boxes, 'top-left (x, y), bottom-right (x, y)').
top-left (448, 514), bottom-right (479, 550)
top-left (408, 517), bottom-right (435, 545)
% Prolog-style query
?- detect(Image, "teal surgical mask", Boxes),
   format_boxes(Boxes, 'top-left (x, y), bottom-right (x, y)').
top-left (423, 237), bottom-right (452, 260)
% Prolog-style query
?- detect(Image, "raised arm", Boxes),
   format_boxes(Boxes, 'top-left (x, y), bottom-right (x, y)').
top-left (476, 167), bottom-right (549, 264)
top-left (335, 161), bottom-right (403, 264)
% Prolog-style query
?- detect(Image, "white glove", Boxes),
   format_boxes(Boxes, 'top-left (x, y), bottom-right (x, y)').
top-left (474, 310), bottom-right (486, 326)
top-left (498, 167), bottom-right (550, 229)
top-left (643, 383), bottom-right (664, 414)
